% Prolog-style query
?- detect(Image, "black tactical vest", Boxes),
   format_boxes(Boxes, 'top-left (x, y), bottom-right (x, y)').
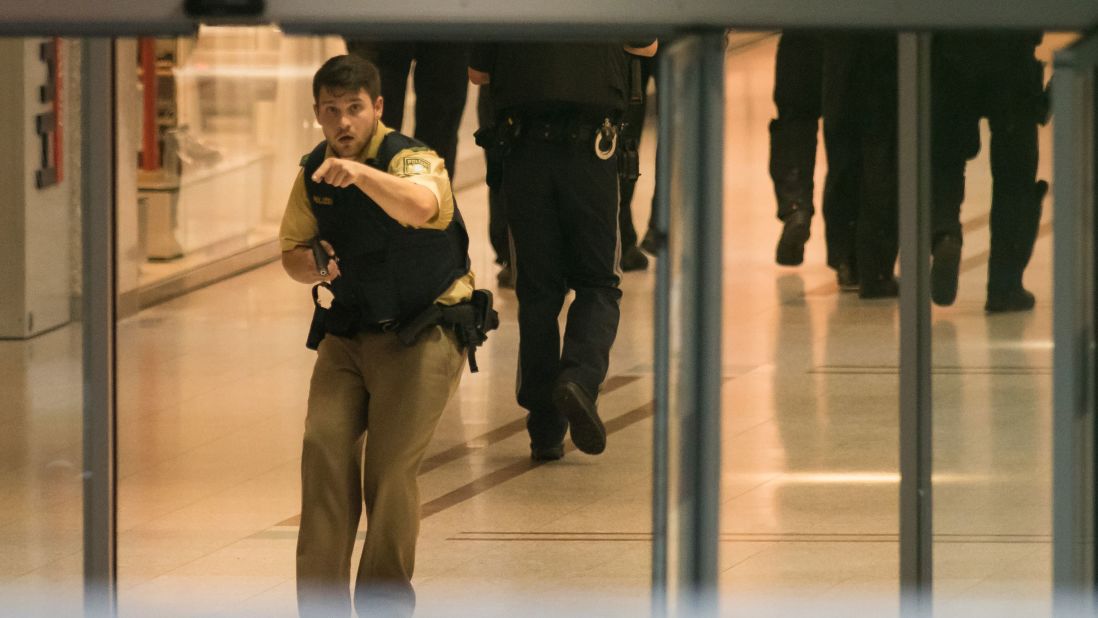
top-left (301, 132), bottom-right (470, 328)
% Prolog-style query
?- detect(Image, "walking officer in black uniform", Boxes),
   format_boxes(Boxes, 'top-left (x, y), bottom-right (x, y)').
top-left (470, 39), bottom-right (657, 461)
top-left (929, 32), bottom-right (1048, 311)
top-left (281, 55), bottom-right (495, 617)
top-left (770, 32), bottom-right (824, 267)
top-left (820, 33), bottom-right (900, 297)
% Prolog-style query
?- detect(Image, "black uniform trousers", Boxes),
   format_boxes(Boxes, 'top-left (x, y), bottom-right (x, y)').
top-left (502, 138), bottom-right (623, 446)
top-left (931, 36), bottom-right (1043, 295)
top-left (476, 86), bottom-right (510, 265)
top-left (618, 55), bottom-right (657, 249)
top-left (821, 34), bottom-right (899, 285)
top-left (770, 32), bottom-right (823, 220)
top-left (345, 41), bottom-right (470, 180)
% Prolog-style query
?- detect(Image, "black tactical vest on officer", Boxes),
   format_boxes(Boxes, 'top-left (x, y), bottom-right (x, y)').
top-left (488, 43), bottom-right (630, 115)
top-left (301, 132), bottom-right (470, 332)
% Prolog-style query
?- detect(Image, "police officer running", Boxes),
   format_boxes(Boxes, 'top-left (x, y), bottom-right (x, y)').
top-left (281, 55), bottom-right (494, 616)
top-left (470, 39), bottom-right (657, 461)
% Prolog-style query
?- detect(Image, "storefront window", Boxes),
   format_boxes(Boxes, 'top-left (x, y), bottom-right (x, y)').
top-left (121, 28), bottom-right (344, 298)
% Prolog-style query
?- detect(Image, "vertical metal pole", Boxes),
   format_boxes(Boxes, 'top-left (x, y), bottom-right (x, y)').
top-left (660, 30), bottom-right (726, 615)
top-left (682, 30), bottom-right (725, 614)
top-left (1052, 37), bottom-right (1098, 617)
top-left (651, 45), bottom-right (673, 618)
top-left (898, 32), bottom-right (933, 617)
top-left (82, 37), bottom-right (117, 617)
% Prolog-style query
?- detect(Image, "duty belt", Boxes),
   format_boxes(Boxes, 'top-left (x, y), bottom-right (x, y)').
top-left (307, 286), bottom-right (499, 374)
top-left (510, 115), bottom-right (621, 159)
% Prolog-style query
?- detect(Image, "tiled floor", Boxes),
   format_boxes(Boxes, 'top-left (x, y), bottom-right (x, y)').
top-left (0, 34), bottom-right (1060, 616)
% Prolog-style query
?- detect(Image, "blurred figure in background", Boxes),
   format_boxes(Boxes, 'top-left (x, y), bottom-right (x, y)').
top-left (617, 51), bottom-right (657, 272)
top-left (769, 32), bottom-right (824, 267)
top-left (475, 84), bottom-right (515, 287)
top-left (345, 40), bottom-right (470, 181)
top-left (820, 33), bottom-right (900, 298)
top-left (929, 32), bottom-right (1048, 312)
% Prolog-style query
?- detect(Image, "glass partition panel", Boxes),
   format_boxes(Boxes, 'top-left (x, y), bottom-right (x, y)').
top-left (115, 31), bottom-right (661, 616)
top-left (930, 31), bottom-right (1077, 615)
top-left (0, 36), bottom-right (86, 616)
top-left (117, 29), bottom-right (345, 307)
top-left (719, 31), bottom-right (903, 614)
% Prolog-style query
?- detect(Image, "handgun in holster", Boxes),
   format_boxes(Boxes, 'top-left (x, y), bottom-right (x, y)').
top-left (395, 289), bottom-right (500, 373)
top-left (474, 116), bottom-right (521, 158)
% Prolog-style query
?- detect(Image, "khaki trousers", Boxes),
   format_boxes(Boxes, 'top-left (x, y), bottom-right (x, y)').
top-left (296, 326), bottom-right (464, 617)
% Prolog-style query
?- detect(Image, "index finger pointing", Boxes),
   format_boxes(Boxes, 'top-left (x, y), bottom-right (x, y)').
top-left (311, 160), bottom-right (330, 183)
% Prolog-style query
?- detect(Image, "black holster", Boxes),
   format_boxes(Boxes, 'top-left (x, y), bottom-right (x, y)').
top-left (618, 138), bottom-right (640, 182)
top-left (474, 117), bottom-right (521, 157)
top-left (396, 289), bottom-right (500, 373)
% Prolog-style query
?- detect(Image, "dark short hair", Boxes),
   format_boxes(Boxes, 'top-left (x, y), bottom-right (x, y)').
top-left (312, 54), bottom-right (382, 102)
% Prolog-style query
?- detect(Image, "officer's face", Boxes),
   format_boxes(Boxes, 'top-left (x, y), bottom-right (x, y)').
top-left (314, 87), bottom-right (384, 159)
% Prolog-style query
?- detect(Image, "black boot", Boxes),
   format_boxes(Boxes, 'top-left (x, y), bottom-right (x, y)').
top-left (931, 234), bottom-right (962, 306)
top-left (776, 209), bottom-right (812, 266)
top-left (770, 117), bottom-right (818, 266)
top-left (985, 287), bottom-right (1035, 313)
top-left (620, 245), bottom-right (650, 272)
top-left (984, 180), bottom-right (1046, 313)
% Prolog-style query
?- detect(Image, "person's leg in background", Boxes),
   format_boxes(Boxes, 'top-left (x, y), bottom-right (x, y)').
top-left (556, 142), bottom-right (622, 455)
top-left (345, 41), bottom-right (415, 133)
top-left (503, 140), bottom-right (570, 460)
top-left (410, 42), bottom-right (471, 181)
top-left (770, 32), bottom-right (823, 266)
top-left (928, 40), bottom-right (980, 307)
top-left (851, 34), bottom-right (899, 299)
top-left (820, 35), bottom-right (861, 291)
top-left (618, 56), bottom-right (654, 272)
top-left (639, 57), bottom-right (663, 255)
top-left (476, 85), bottom-right (513, 287)
top-left (984, 55), bottom-right (1043, 312)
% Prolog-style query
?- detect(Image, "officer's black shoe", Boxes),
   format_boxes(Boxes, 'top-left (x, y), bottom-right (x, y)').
top-left (775, 209), bottom-right (811, 266)
top-left (621, 245), bottom-right (650, 272)
top-left (859, 276), bottom-right (899, 299)
top-left (497, 263), bottom-right (514, 289)
top-left (985, 287), bottom-right (1036, 313)
top-left (530, 442), bottom-right (565, 462)
top-left (931, 235), bottom-right (962, 307)
top-left (552, 380), bottom-right (606, 455)
top-left (640, 229), bottom-right (660, 255)
top-left (836, 261), bottom-right (859, 292)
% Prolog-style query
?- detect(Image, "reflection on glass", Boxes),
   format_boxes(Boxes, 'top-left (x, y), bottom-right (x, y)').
top-left (121, 28), bottom-right (345, 293)
top-left (0, 36), bottom-right (85, 614)
top-left (929, 30), bottom-right (1072, 615)
top-left (719, 31), bottom-right (902, 613)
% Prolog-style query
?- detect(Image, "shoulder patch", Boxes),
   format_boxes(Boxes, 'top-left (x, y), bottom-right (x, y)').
top-left (300, 154), bottom-right (310, 167)
top-left (312, 195), bottom-right (333, 206)
top-left (402, 157), bottom-right (432, 176)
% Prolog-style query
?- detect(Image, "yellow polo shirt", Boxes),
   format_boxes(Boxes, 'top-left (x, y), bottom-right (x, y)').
top-left (279, 122), bottom-right (474, 306)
